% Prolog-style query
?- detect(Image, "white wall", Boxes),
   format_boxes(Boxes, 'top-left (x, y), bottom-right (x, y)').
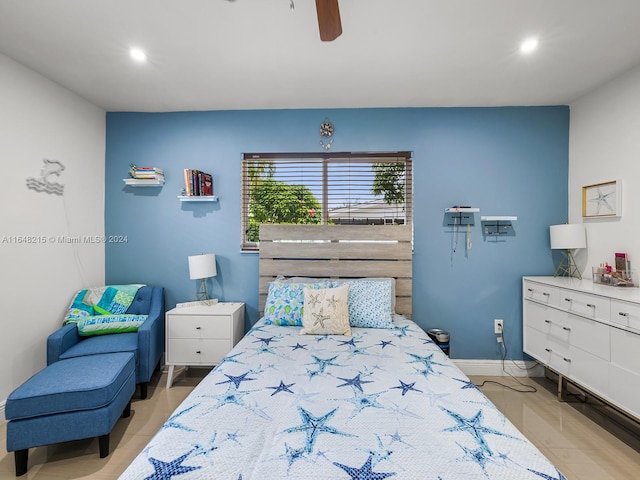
top-left (569, 65), bottom-right (640, 275)
top-left (0, 53), bottom-right (106, 412)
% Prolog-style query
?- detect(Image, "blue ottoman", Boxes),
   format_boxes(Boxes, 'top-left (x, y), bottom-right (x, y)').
top-left (5, 352), bottom-right (136, 476)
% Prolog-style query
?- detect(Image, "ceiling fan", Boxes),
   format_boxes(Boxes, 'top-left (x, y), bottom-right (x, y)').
top-left (229, 0), bottom-right (342, 42)
top-left (315, 0), bottom-right (342, 41)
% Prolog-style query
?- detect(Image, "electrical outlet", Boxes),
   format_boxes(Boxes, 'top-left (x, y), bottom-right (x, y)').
top-left (494, 319), bottom-right (503, 334)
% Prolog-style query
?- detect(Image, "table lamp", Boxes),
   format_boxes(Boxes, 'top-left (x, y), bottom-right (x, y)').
top-left (188, 253), bottom-right (217, 301)
top-left (550, 224), bottom-right (586, 279)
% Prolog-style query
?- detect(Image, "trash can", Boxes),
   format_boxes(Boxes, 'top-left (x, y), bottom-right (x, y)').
top-left (427, 328), bottom-right (450, 356)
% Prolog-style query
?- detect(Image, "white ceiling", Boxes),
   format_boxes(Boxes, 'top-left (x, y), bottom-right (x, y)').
top-left (1, 0), bottom-right (640, 112)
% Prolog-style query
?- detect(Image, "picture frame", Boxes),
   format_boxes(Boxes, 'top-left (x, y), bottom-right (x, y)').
top-left (582, 180), bottom-right (621, 218)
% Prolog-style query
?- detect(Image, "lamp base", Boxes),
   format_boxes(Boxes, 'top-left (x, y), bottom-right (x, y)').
top-left (554, 249), bottom-right (582, 279)
top-left (193, 279), bottom-right (217, 306)
top-left (194, 279), bottom-right (211, 301)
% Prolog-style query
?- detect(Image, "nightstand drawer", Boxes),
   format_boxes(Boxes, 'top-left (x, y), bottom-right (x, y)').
top-left (167, 339), bottom-right (231, 364)
top-left (165, 302), bottom-right (245, 388)
top-left (167, 315), bottom-right (231, 339)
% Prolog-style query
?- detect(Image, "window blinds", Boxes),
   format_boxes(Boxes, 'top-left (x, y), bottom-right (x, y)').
top-left (241, 152), bottom-right (412, 250)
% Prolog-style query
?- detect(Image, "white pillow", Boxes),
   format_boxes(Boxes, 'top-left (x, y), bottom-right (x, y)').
top-left (300, 284), bottom-right (351, 336)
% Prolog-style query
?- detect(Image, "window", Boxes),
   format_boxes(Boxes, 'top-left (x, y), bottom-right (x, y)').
top-left (241, 152), bottom-right (413, 250)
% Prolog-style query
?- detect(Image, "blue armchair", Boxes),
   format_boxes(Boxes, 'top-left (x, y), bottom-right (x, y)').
top-left (46, 286), bottom-right (165, 399)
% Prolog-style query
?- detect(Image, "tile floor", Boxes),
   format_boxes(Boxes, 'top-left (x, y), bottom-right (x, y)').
top-left (1, 369), bottom-right (639, 479)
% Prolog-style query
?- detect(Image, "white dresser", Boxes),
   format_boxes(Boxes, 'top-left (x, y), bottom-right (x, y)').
top-left (523, 276), bottom-right (640, 420)
top-left (165, 302), bottom-right (245, 388)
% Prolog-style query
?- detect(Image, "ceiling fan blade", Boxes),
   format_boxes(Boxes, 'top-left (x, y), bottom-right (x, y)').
top-left (315, 0), bottom-right (342, 42)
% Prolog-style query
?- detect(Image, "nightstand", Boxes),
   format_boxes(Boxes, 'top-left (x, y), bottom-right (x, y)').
top-left (165, 302), bottom-right (245, 388)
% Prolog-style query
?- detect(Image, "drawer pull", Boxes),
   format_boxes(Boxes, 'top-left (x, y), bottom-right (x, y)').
top-left (562, 326), bottom-right (571, 331)
top-left (619, 312), bottom-right (629, 317)
top-left (544, 319), bottom-right (551, 324)
top-left (527, 288), bottom-right (533, 292)
top-left (545, 348), bottom-right (552, 353)
top-left (543, 292), bottom-right (550, 296)
top-left (196, 326), bottom-right (202, 330)
top-left (564, 298), bottom-right (572, 302)
top-left (586, 304), bottom-right (595, 309)
top-left (196, 350), bottom-right (201, 354)
top-left (563, 357), bottom-right (571, 363)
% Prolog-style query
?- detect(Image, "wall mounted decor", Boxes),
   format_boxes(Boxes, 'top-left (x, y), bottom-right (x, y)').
top-left (582, 180), bottom-right (621, 217)
top-left (319, 119), bottom-right (334, 150)
top-left (26, 158), bottom-right (65, 195)
top-left (444, 206), bottom-right (479, 256)
top-left (480, 216), bottom-right (517, 236)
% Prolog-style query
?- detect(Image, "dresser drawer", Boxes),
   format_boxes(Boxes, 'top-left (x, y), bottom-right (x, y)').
top-left (609, 365), bottom-right (640, 419)
top-left (523, 325), bottom-right (549, 362)
top-left (545, 336), bottom-right (572, 377)
top-left (553, 310), bottom-right (611, 361)
top-left (610, 327), bottom-right (640, 375)
top-left (610, 299), bottom-right (640, 333)
top-left (524, 327), bottom-right (570, 376)
top-left (559, 288), bottom-right (610, 322)
top-left (167, 339), bottom-right (231, 364)
top-left (564, 345), bottom-right (610, 398)
top-left (167, 315), bottom-right (231, 339)
top-left (524, 281), bottom-right (560, 306)
top-left (523, 300), bottom-right (557, 333)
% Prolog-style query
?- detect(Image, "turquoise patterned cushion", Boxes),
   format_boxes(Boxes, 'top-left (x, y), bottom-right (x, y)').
top-left (263, 281), bottom-right (329, 326)
top-left (341, 279), bottom-right (394, 328)
top-left (76, 314), bottom-right (147, 336)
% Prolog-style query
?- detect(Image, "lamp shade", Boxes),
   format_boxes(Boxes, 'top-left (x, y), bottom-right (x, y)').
top-left (188, 253), bottom-right (217, 279)
top-left (549, 224), bottom-right (586, 250)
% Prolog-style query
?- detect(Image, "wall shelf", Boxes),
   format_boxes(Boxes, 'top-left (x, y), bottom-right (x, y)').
top-left (123, 178), bottom-right (165, 187)
top-left (178, 195), bottom-right (218, 202)
top-left (445, 207), bottom-right (479, 226)
top-left (481, 216), bottom-right (517, 236)
top-left (444, 207), bottom-right (480, 213)
top-left (480, 216), bottom-right (517, 221)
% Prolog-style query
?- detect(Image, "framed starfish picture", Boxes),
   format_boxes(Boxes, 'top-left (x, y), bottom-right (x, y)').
top-left (582, 180), bottom-right (621, 217)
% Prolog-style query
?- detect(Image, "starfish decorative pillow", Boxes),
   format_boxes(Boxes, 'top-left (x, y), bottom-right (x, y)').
top-left (300, 284), bottom-right (351, 336)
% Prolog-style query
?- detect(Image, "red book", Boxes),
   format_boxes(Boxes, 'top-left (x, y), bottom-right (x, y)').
top-left (203, 173), bottom-right (213, 195)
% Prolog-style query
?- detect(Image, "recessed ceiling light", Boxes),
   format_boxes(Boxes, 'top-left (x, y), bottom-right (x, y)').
top-left (520, 37), bottom-right (539, 54)
top-left (129, 47), bottom-right (147, 62)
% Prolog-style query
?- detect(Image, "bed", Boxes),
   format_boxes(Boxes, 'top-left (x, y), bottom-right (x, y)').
top-left (119, 225), bottom-right (565, 479)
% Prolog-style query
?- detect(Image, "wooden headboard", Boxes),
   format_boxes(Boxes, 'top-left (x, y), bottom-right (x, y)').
top-left (258, 224), bottom-right (413, 317)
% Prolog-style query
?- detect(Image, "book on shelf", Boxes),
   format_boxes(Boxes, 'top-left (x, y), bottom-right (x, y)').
top-left (129, 164), bottom-right (164, 179)
top-left (183, 168), bottom-right (213, 196)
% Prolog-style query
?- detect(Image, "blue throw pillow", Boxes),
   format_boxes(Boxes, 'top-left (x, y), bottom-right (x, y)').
top-left (340, 279), bottom-right (394, 328)
top-left (263, 281), bottom-right (329, 326)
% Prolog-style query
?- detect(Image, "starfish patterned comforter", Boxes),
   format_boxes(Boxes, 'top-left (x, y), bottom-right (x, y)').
top-left (119, 316), bottom-right (565, 480)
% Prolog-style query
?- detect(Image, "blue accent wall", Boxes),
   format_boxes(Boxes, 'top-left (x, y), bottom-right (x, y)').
top-left (105, 106), bottom-right (569, 360)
